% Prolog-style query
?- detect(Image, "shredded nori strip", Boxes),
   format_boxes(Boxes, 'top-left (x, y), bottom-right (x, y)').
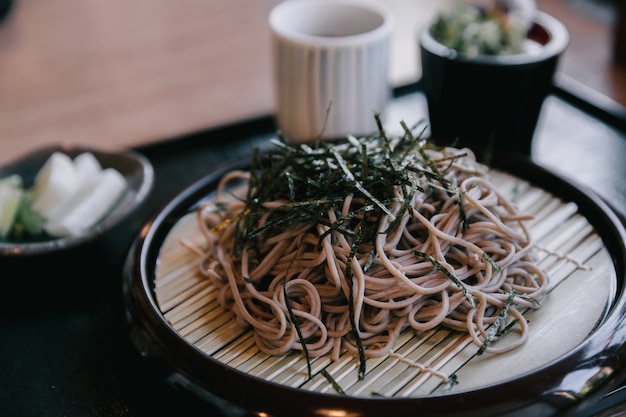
top-left (232, 117), bottom-right (436, 254)
top-left (320, 369), bottom-right (346, 395)
top-left (344, 212), bottom-right (370, 380)
top-left (477, 289), bottom-right (517, 355)
top-left (413, 251), bottom-right (475, 307)
top-left (283, 237), bottom-right (313, 379)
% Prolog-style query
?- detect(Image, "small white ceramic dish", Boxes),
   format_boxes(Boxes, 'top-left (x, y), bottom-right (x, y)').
top-left (0, 144), bottom-right (154, 256)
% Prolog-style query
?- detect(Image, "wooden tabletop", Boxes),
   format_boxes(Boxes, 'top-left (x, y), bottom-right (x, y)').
top-left (0, 0), bottom-right (282, 166)
top-left (0, 0), bottom-right (624, 167)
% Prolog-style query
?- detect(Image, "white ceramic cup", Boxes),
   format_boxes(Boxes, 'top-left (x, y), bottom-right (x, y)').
top-left (269, 0), bottom-right (394, 143)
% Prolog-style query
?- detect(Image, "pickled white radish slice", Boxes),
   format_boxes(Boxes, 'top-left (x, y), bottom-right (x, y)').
top-left (31, 152), bottom-right (79, 219)
top-left (45, 152), bottom-right (103, 223)
top-left (74, 152), bottom-right (102, 182)
top-left (44, 168), bottom-right (127, 237)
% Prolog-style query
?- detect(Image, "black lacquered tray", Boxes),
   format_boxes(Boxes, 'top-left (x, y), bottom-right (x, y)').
top-left (122, 151), bottom-right (626, 417)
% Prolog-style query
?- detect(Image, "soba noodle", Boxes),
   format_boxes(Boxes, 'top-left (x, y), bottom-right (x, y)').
top-left (183, 125), bottom-right (549, 378)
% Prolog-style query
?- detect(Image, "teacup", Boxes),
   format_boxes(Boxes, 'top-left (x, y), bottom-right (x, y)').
top-left (269, 0), bottom-right (394, 144)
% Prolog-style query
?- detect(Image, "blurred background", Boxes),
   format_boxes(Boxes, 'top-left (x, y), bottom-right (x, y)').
top-left (0, 0), bottom-right (623, 164)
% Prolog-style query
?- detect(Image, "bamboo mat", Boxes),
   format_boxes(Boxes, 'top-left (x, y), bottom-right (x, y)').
top-left (153, 169), bottom-right (614, 397)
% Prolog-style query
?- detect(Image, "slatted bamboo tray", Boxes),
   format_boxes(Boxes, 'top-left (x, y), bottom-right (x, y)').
top-left (153, 168), bottom-right (613, 397)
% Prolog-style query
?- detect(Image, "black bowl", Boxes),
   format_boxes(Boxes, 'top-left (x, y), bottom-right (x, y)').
top-left (419, 11), bottom-right (569, 160)
top-left (0, 144), bottom-right (154, 256)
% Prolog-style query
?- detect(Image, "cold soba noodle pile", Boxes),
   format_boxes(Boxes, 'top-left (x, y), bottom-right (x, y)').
top-left (183, 122), bottom-right (549, 380)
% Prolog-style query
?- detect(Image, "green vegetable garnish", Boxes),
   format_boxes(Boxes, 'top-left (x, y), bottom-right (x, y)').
top-left (430, 0), bottom-right (527, 56)
top-left (14, 190), bottom-right (44, 237)
top-left (0, 175), bottom-right (25, 239)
